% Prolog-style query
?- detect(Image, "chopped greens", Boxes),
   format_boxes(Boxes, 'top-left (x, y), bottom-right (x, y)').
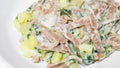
top-left (27, 5), bottom-right (33, 12)
top-left (63, 53), bottom-right (70, 58)
top-left (69, 42), bottom-right (80, 56)
top-left (60, 8), bottom-right (72, 17)
top-left (16, 16), bottom-right (18, 19)
top-left (83, 54), bottom-right (94, 65)
top-left (88, 40), bottom-right (94, 45)
top-left (42, 0), bottom-right (46, 5)
top-left (35, 47), bottom-right (42, 53)
top-left (68, 0), bottom-right (71, 2)
top-left (32, 24), bottom-right (41, 36)
top-left (104, 45), bottom-right (114, 57)
top-left (43, 52), bottom-right (52, 62)
top-left (80, 12), bottom-right (87, 17)
top-left (27, 34), bottom-right (31, 39)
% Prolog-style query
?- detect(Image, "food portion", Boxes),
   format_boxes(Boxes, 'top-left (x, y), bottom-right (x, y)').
top-left (14, 0), bottom-right (120, 68)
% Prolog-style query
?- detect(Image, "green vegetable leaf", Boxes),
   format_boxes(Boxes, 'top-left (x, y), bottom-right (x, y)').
top-left (63, 53), bottom-right (70, 58)
top-left (89, 40), bottom-right (93, 45)
top-left (32, 24), bottom-right (41, 36)
top-left (27, 5), bottom-right (33, 12)
top-left (104, 45), bottom-right (114, 57)
top-left (60, 8), bottom-right (72, 17)
top-left (69, 42), bottom-right (80, 57)
top-left (35, 47), bottom-right (41, 53)
top-left (42, 0), bottom-right (46, 5)
top-left (16, 16), bottom-right (18, 19)
top-left (27, 34), bottom-right (31, 39)
top-left (43, 52), bottom-right (52, 62)
top-left (68, 0), bottom-right (71, 2)
top-left (83, 54), bottom-right (94, 65)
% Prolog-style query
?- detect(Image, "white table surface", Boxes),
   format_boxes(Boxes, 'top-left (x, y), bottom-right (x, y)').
top-left (0, 56), bottom-right (13, 68)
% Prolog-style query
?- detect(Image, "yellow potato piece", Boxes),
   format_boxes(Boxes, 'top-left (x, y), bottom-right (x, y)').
top-left (70, 63), bottom-right (80, 68)
top-left (71, 0), bottom-right (84, 7)
top-left (20, 43), bottom-right (36, 58)
top-left (101, 0), bottom-right (107, 2)
top-left (51, 52), bottom-right (63, 63)
top-left (14, 11), bottom-right (32, 35)
top-left (25, 35), bottom-right (37, 49)
top-left (60, 0), bottom-right (70, 8)
top-left (17, 11), bottom-right (32, 24)
top-left (20, 35), bottom-right (37, 58)
top-left (60, 0), bottom-right (84, 8)
top-left (78, 28), bottom-right (84, 39)
top-left (79, 44), bottom-right (93, 55)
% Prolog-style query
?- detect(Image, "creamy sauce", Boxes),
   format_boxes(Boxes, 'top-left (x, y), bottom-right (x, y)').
top-left (39, 12), bottom-right (57, 28)
top-left (117, 29), bottom-right (120, 35)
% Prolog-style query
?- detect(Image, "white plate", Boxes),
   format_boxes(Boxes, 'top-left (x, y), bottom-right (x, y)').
top-left (0, 0), bottom-right (120, 68)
